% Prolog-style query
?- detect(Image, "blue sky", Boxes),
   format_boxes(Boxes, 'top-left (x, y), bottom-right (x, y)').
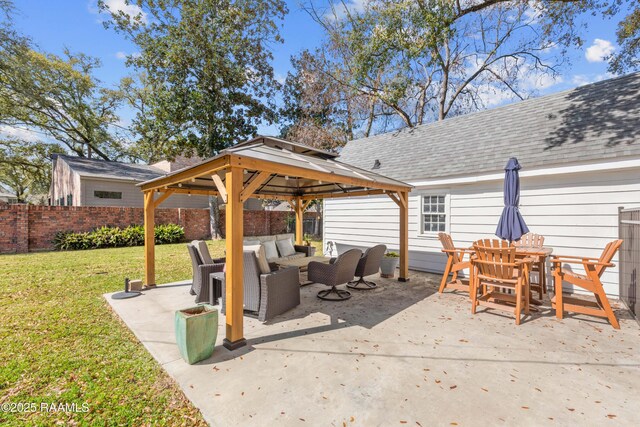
top-left (7, 0), bottom-right (628, 138)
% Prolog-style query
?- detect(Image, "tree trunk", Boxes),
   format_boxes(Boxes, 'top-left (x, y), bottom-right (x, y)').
top-left (209, 196), bottom-right (222, 239)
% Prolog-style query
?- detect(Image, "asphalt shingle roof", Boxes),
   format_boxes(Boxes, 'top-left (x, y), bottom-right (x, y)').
top-left (56, 155), bottom-right (164, 182)
top-left (338, 72), bottom-right (640, 182)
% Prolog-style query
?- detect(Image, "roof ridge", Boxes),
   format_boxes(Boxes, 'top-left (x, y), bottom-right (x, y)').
top-left (347, 71), bottom-right (640, 145)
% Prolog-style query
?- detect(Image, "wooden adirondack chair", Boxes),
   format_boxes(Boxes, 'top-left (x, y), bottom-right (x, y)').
top-left (515, 232), bottom-right (546, 298)
top-left (470, 239), bottom-right (533, 325)
top-left (550, 240), bottom-right (622, 329)
top-left (438, 233), bottom-right (471, 293)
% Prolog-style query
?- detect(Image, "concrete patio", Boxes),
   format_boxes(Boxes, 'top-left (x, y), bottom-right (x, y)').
top-left (106, 272), bottom-right (640, 426)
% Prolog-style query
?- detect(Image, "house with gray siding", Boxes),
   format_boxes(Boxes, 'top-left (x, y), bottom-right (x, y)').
top-left (50, 155), bottom-right (263, 209)
top-left (323, 72), bottom-right (640, 297)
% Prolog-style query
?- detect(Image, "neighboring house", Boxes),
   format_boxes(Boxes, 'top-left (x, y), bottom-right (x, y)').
top-left (324, 72), bottom-right (640, 297)
top-left (0, 191), bottom-right (19, 204)
top-left (50, 155), bottom-right (263, 209)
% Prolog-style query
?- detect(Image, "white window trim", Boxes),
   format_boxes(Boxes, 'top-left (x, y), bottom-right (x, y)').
top-left (418, 191), bottom-right (451, 237)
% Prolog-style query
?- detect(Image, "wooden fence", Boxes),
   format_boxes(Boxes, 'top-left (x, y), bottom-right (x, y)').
top-left (619, 207), bottom-right (639, 323)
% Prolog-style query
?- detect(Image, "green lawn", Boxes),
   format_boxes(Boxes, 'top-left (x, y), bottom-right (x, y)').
top-left (0, 239), bottom-right (322, 426)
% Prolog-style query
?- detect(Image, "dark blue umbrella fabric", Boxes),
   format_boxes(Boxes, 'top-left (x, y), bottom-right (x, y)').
top-left (495, 157), bottom-right (529, 242)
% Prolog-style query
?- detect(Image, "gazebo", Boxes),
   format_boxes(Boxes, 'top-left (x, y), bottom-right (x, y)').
top-left (138, 136), bottom-right (413, 350)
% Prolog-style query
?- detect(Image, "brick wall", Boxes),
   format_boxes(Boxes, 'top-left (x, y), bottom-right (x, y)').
top-left (0, 205), bottom-right (309, 254)
top-left (0, 205), bottom-right (211, 254)
top-left (219, 210), bottom-right (294, 238)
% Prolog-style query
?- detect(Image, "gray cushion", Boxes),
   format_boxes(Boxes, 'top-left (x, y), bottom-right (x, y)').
top-left (263, 240), bottom-right (279, 261)
top-left (244, 244), bottom-right (270, 274)
top-left (244, 239), bottom-right (261, 247)
top-left (276, 253), bottom-right (306, 262)
top-left (276, 239), bottom-right (296, 257)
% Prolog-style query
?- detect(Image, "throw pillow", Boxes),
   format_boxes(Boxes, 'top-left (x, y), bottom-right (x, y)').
top-left (262, 239), bottom-right (279, 261)
top-left (276, 238), bottom-right (296, 257)
top-left (243, 244), bottom-right (270, 274)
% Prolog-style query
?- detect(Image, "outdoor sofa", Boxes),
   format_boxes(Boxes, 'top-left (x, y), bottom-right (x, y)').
top-left (244, 233), bottom-right (314, 267)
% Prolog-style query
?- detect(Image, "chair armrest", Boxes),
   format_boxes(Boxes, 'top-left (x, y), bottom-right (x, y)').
top-left (515, 257), bottom-right (535, 265)
top-left (294, 245), bottom-right (314, 257)
top-left (258, 267), bottom-right (301, 322)
top-left (197, 263), bottom-right (225, 279)
top-left (550, 254), bottom-right (599, 260)
top-left (550, 257), bottom-right (614, 267)
top-left (441, 248), bottom-right (473, 254)
top-left (212, 257), bottom-right (226, 264)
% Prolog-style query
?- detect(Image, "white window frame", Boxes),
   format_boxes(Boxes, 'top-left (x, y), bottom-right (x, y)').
top-left (419, 192), bottom-right (450, 237)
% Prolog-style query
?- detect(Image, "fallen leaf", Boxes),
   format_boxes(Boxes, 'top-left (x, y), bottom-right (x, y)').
top-left (450, 385), bottom-right (457, 390)
top-left (607, 415), bottom-right (617, 419)
top-left (522, 406), bottom-right (529, 410)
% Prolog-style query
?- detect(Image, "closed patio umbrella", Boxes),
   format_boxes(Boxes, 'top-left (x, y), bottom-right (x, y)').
top-left (495, 157), bottom-right (529, 242)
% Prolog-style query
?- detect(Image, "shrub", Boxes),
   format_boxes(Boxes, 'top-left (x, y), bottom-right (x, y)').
top-left (53, 224), bottom-right (185, 251)
top-left (121, 225), bottom-right (144, 247)
top-left (154, 223), bottom-right (185, 244)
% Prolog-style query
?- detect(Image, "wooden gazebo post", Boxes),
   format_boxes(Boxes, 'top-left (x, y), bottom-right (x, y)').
top-left (223, 166), bottom-right (246, 349)
top-left (399, 191), bottom-right (409, 282)
top-left (294, 196), bottom-right (303, 245)
top-left (144, 191), bottom-right (156, 287)
top-left (388, 190), bottom-right (410, 282)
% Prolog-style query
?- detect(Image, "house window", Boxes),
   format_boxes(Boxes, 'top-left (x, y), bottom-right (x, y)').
top-left (66, 194), bottom-right (73, 206)
top-left (94, 191), bottom-right (122, 199)
top-left (421, 195), bottom-right (447, 234)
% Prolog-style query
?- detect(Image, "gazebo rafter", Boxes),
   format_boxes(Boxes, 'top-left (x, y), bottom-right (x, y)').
top-left (138, 136), bottom-right (413, 350)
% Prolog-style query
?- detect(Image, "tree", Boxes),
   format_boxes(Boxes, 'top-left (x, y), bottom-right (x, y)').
top-left (118, 73), bottom-right (184, 163)
top-left (101, 0), bottom-right (287, 237)
top-left (0, 47), bottom-right (124, 160)
top-left (101, 0), bottom-right (286, 157)
top-left (291, 0), bottom-right (618, 136)
top-left (280, 50), bottom-right (361, 150)
top-left (609, 2), bottom-right (639, 73)
top-left (0, 139), bottom-right (62, 203)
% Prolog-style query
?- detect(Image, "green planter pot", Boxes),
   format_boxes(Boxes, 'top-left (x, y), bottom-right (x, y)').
top-left (175, 305), bottom-right (218, 365)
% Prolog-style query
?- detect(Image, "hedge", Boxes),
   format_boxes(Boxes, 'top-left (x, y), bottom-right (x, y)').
top-left (53, 224), bottom-right (185, 251)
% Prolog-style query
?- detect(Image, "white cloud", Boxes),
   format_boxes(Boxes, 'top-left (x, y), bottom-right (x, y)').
top-left (0, 125), bottom-right (41, 142)
top-left (571, 72), bottom-right (615, 87)
top-left (275, 73), bottom-right (286, 85)
top-left (522, 71), bottom-right (563, 91)
top-left (325, 0), bottom-right (368, 21)
top-left (114, 51), bottom-right (140, 60)
top-left (93, 0), bottom-right (147, 24)
top-left (475, 85), bottom-right (517, 107)
top-left (585, 38), bottom-right (615, 63)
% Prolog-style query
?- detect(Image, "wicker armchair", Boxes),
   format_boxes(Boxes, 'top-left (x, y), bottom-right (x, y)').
top-left (191, 240), bottom-right (225, 265)
top-left (309, 248), bottom-right (362, 301)
top-left (187, 243), bottom-right (225, 304)
top-left (221, 251), bottom-right (300, 322)
top-left (347, 244), bottom-right (387, 290)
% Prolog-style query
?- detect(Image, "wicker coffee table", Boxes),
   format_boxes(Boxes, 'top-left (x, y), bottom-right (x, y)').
top-left (276, 256), bottom-right (331, 285)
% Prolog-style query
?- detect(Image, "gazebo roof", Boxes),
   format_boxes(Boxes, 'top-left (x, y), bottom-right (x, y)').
top-left (138, 136), bottom-right (412, 200)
